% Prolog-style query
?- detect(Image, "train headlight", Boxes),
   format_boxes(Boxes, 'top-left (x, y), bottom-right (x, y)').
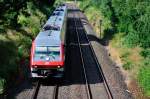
top-left (58, 68), bottom-right (64, 72)
top-left (31, 66), bottom-right (37, 71)
top-left (58, 66), bottom-right (60, 68)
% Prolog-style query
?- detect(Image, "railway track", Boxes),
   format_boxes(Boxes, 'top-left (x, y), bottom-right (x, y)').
top-left (31, 79), bottom-right (59, 99)
top-left (73, 7), bottom-right (92, 99)
top-left (71, 5), bottom-right (113, 99)
top-left (53, 85), bottom-right (59, 99)
top-left (31, 80), bottom-right (41, 99)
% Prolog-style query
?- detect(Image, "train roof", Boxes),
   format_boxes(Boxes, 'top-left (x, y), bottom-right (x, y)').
top-left (43, 5), bottom-right (67, 30)
top-left (34, 5), bottom-right (67, 47)
top-left (35, 30), bottom-right (61, 46)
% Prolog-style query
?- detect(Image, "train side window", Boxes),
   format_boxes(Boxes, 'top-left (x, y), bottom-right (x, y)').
top-left (51, 13), bottom-right (56, 16)
top-left (43, 25), bottom-right (60, 31)
top-left (56, 9), bottom-right (64, 11)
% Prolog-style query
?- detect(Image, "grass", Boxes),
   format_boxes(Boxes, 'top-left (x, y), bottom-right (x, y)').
top-left (138, 49), bottom-right (150, 96)
top-left (109, 33), bottom-right (143, 78)
top-left (138, 60), bottom-right (150, 96)
top-left (110, 33), bottom-right (150, 97)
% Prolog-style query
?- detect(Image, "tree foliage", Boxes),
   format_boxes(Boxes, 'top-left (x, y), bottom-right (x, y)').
top-left (87, 0), bottom-right (150, 48)
top-left (0, 0), bottom-right (56, 92)
top-left (112, 0), bottom-right (150, 48)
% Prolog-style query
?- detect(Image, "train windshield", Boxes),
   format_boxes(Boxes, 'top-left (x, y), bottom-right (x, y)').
top-left (35, 46), bottom-right (60, 56)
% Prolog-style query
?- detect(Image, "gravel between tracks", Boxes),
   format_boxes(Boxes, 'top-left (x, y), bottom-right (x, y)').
top-left (36, 85), bottom-right (55, 99)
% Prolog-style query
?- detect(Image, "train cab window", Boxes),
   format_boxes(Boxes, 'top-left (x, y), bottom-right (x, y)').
top-left (35, 47), bottom-right (47, 52)
top-left (35, 46), bottom-right (60, 57)
top-left (48, 47), bottom-right (60, 56)
top-left (35, 47), bottom-right (47, 56)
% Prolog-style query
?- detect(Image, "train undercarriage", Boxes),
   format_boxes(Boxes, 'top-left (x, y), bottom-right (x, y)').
top-left (30, 67), bottom-right (64, 78)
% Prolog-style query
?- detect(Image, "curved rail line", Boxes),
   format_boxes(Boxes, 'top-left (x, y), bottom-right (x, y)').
top-left (72, 4), bottom-right (113, 99)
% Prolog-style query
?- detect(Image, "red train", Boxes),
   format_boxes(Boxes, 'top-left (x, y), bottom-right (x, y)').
top-left (30, 5), bottom-right (67, 78)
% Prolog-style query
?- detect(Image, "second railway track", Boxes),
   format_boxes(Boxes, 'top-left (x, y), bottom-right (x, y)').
top-left (72, 4), bottom-right (113, 99)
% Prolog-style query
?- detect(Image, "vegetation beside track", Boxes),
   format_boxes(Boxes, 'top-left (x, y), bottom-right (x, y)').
top-left (78, 0), bottom-right (150, 98)
top-left (0, 0), bottom-right (58, 94)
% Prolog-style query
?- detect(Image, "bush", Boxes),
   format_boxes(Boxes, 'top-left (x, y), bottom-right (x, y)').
top-left (123, 32), bottom-right (140, 47)
top-left (123, 60), bottom-right (133, 70)
top-left (18, 15), bottom-right (29, 27)
top-left (0, 78), bottom-right (6, 94)
top-left (0, 39), bottom-right (19, 90)
top-left (18, 35), bottom-right (32, 57)
top-left (120, 51), bottom-right (134, 70)
top-left (121, 51), bottom-right (130, 58)
top-left (140, 49), bottom-right (150, 58)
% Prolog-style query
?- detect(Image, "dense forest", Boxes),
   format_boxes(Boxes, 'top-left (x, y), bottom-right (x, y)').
top-left (0, 0), bottom-right (150, 98)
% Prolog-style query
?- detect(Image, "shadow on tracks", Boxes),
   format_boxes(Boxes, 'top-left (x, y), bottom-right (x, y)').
top-left (67, 7), bottom-right (114, 46)
top-left (62, 8), bottom-right (105, 86)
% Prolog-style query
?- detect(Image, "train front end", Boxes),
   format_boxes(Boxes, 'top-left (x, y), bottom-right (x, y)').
top-left (30, 41), bottom-right (65, 78)
top-left (30, 4), bottom-right (66, 78)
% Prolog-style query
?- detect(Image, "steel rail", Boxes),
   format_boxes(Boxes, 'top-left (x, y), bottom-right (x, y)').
top-left (72, 6), bottom-right (92, 99)
top-left (76, 9), bottom-right (113, 99)
top-left (53, 85), bottom-right (59, 99)
top-left (31, 80), bottom-right (41, 99)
